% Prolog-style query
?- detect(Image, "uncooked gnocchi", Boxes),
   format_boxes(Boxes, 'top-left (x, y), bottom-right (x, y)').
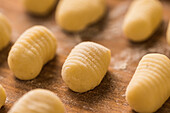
top-left (126, 53), bottom-right (170, 112)
top-left (62, 42), bottom-right (111, 93)
top-left (8, 26), bottom-right (57, 80)
top-left (167, 21), bottom-right (170, 45)
top-left (56, 0), bottom-right (106, 32)
top-left (8, 89), bottom-right (65, 113)
top-left (123, 0), bottom-right (163, 42)
top-left (23, 0), bottom-right (57, 16)
top-left (0, 85), bottom-right (6, 108)
top-left (0, 13), bottom-right (11, 51)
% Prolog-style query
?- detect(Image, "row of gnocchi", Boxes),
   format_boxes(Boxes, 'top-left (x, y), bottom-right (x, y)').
top-left (22, 0), bottom-right (106, 32)
top-left (0, 0), bottom-right (169, 113)
top-left (22, 0), bottom-right (170, 43)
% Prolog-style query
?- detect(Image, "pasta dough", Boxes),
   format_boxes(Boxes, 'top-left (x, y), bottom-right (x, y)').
top-left (123, 0), bottom-right (163, 42)
top-left (126, 53), bottom-right (170, 112)
top-left (167, 21), bottom-right (170, 45)
top-left (0, 13), bottom-right (11, 51)
top-left (23, 0), bottom-right (57, 16)
top-left (0, 85), bottom-right (6, 108)
top-left (56, 0), bottom-right (106, 32)
top-left (8, 89), bottom-right (65, 113)
top-left (8, 26), bottom-right (57, 80)
top-left (62, 42), bottom-right (111, 93)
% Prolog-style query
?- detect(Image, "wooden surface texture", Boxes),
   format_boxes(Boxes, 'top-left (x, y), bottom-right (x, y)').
top-left (0, 0), bottom-right (169, 112)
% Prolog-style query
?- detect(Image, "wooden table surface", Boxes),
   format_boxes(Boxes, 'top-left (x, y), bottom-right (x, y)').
top-left (0, 0), bottom-right (169, 113)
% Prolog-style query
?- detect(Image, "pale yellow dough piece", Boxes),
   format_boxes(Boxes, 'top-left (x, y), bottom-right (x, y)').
top-left (62, 42), bottom-right (111, 93)
top-left (123, 0), bottom-right (163, 42)
top-left (56, 0), bottom-right (106, 32)
top-left (8, 89), bottom-right (65, 113)
top-left (166, 21), bottom-right (170, 45)
top-left (23, 0), bottom-right (57, 16)
top-left (0, 85), bottom-right (6, 108)
top-left (8, 26), bottom-right (57, 80)
top-left (0, 13), bottom-right (11, 51)
top-left (126, 53), bottom-right (170, 113)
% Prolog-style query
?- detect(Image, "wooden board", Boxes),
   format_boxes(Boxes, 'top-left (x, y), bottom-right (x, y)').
top-left (0, 0), bottom-right (170, 112)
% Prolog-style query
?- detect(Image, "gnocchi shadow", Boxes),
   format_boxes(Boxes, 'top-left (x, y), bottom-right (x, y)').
top-left (64, 71), bottom-right (115, 111)
top-left (156, 98), bottom-right (170, 113)
top-left (0, 105), bottom-right (9, 113)
top-left (13, 55), bottom-right (62, 90)
top-left (128, 21), bottom-right (165, 50)
top-left (26, 0), bottom-right (59, 19)
top-left (61, 8), bottom-right (109, 41)
top-left (0, 42), bottom-right (13, 65)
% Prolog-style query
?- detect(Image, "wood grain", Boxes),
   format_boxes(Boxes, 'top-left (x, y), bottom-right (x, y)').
top-left (0, 0), bottom-right (169, 113)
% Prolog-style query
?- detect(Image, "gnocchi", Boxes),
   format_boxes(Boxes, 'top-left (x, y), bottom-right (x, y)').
top-left (126, 53), bottom-right (170, 112)
top-left (55, 0), bottom-right (106, 32)
top-left (22, 0), bottom-right (57, 16)
top-left (8, 89), bottom-right (65, 113)
top-left (167, 21), bottom-right (170, 45)
top-left (0, 85), bottom-right (6, 108)
top-left (8, 26), bottom-right (57, 80)
top-left (123, 0), bottom-right (163, 42)
top-left (62, 42), bottom-right (111, 93)
top-left (0, 13), bottom-right (11, 51)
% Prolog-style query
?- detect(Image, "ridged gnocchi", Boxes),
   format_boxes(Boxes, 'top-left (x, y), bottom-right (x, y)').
top-left (8, 89), bottom-right (66, 113)
top-left (22, 0), bottom-right (57, 16)
top-left (56, 0), bottom-right (106, 32)
top-left (8, 26), bottom-right (57, 80)
top-left (167, 21), bottom-right (170, 45)
top-left (0, 13), bottom-right (11, 51)
top-left (123, 0), bottom-right (163, 42)
top-left (0, 85), bottom-right (6, 108)
top-left (126, 53), bottom-right (170, 112)
top-left (62, 42), bottom-right (111, 93)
